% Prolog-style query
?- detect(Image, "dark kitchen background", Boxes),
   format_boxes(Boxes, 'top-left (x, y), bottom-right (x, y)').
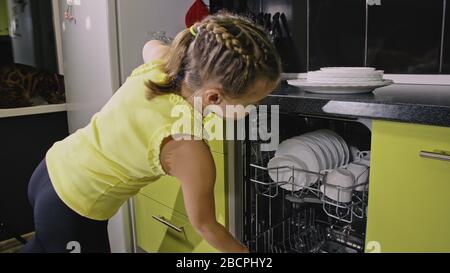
top-left (210, 0), bottom-right (450, 74)
top-left (0, 0), bottom-right (68, 244)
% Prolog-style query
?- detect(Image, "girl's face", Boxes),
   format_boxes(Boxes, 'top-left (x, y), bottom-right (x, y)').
top-left (202, 78), bottom-right (279, 120)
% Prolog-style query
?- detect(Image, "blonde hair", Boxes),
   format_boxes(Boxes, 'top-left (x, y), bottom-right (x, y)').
top-left (146, 12), bottom-right (282, 99)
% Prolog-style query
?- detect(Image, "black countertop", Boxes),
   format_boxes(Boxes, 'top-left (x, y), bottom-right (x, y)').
top-left (264, 82), bottom-right (450, 127)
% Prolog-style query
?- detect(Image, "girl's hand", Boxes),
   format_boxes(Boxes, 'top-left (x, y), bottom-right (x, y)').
top-left (142, 40), bottom-right (169, 63)
top-left (160, 137), bottom-right (249, 253)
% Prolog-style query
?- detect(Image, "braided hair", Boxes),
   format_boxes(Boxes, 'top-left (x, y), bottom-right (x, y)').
top-left (146, 12), bottom-right (281, 99)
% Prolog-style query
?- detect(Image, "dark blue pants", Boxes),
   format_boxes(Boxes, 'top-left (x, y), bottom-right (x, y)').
top-left (20, 159), bottom-right (111, 253)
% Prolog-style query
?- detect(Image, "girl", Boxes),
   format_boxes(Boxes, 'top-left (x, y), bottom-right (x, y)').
top-left (21, 12), bottom-right (281, 253)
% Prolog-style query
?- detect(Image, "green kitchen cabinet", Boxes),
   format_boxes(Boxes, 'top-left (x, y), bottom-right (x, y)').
top-left (134, 193), bottom-right (221, 253)
top-left (366, 120), bottom-right (450, 253)
top-left (0, 0), bottom-right (8, 36)
top-left (207, 139), bottom-right (226, 154)
top-left (135, 151), bottom-right (228, 253)
top-left (139, 151), bottom-right (227, 219)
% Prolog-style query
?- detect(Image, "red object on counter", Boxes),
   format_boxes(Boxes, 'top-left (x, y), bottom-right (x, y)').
top-left (185, 0), bottom-right (210, 28)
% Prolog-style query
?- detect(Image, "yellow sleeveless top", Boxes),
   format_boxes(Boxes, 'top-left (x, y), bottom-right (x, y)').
top-left (46, 60), bottom-right (216, 220)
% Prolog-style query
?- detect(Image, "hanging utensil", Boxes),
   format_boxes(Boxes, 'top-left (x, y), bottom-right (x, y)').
top-left (280, 13), bottom-right (291, 38)
top-left (270, 12), bottom-right (281, 35)
top-left (256, 12), bottom-right (264, 26)
top-left (237, 0), bottom-right (256, 20)
top-left (277, 12), bottom-right (303, 72)
top-left (269, 12), bottom-right (282, 48)
top-left (263, 13), bottom-right (272, 32)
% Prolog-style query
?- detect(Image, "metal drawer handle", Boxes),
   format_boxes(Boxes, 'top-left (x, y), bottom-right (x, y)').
top-left (152, 216), bottom-right (184, 233)
top-left (420, 150), bottom-right (450, 162)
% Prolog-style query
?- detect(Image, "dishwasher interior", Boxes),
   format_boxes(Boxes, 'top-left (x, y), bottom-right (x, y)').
top-left (241, 112), bottom-right (372, 253)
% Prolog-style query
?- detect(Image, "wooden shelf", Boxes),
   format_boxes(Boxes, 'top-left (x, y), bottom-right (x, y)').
top-left (0, 104), bottom-right (67, 119)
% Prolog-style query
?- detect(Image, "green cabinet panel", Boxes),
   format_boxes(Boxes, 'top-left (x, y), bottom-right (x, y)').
top-left (0, 0), bottom-right (8, 36)
top-left (135, 151), bottom-right (228, 253)
top-left (205, 114), bottom-right (227, 154)
top-left (139, 152), bottom-right (227, 223)
top-left (139, 175), bottom-right (185, 215)
top-left (208, 139), bottom-right (226, 154)
top-left (135, 193), bottom-right (220, 253)
top-left (366, 120), bottom-right (450, 253)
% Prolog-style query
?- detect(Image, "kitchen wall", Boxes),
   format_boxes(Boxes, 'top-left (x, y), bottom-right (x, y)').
top-left (211, 0), bottom-right (450, 75)
top-left (6, 0), bottom-right (57, 72)
top-left (115, 0), bottom-right (193, 82)
top-left (444, 0), bottom-right (450, 73)
top-left (6, 0), bottom-right (36, 67)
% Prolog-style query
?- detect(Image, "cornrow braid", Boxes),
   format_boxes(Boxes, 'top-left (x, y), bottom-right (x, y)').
top-left (146, 11), bottom-right (281, 99)
top-left (200, 22), bottom-right (252, 59)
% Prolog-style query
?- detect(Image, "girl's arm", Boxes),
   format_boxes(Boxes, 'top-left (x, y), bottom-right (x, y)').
top-left (160, 138), bottom-right (249, 253)
top-left (142, 40), bottom-right (169, 63)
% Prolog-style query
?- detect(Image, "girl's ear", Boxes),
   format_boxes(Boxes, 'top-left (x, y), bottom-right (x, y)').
top-left (203, 89), bottom-right (223, 105)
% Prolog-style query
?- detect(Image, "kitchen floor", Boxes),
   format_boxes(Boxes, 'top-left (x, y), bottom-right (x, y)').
top-left (0, 233), bottom-right (33, 253)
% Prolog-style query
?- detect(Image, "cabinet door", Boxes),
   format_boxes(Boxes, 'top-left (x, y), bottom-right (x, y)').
top-left (135, 193), bottom-right (219, 253)
top-left (139, 152), bottom-right (227, 225)
top-left (366, 121), bottom-right (450, 253)
top-left (204, 115), bottom-right (227, 154)
top-left (208, 139), bottom-right (226, 154)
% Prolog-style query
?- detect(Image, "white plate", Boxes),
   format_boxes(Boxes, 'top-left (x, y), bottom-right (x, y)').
top-left (286, 79), bottom-right (394, 94)
top-left (307, 78), bottom-right (384, 84)
top-left (311, 133), bottom-right (339, 169)
top-left (309, 71), bottom-right (384, 78)
top-left (308, 71), bottom-right (384, 82)
top-left (318, 129), bottom-right (350, 167)
top-left (268, 155), bottom-right (308, 192)
top-left (292, 136), bottom-right (327, 171)
top-left (305, 132), bottom-right (339, 169)
top-left (320, 67), bottom-right (377, 72)
top-left (325, 134), bottom-right (345, 167)
top-left (333, 132), bottom-right (351, 166)
top-left (303, 134), bottom-right (333, 169)
top-left (320, 132), bottom-right (344, 167)
top-left (275, 139), bottom-right (320, 186)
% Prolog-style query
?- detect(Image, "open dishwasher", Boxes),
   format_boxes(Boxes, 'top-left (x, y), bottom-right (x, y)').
top-left (232, 110), bottom-right (372, 253)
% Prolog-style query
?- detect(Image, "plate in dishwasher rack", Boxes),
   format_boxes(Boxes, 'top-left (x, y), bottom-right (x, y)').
top-left (268, 155), bottom-right (308, 191)
top-left (287, 79), bottom-right (394, 94)
top-left (275, 139), bottom-right (320, 186)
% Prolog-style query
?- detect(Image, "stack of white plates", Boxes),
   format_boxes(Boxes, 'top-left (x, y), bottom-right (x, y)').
top-left (287, 67), bottom-right (394, 94)
top-left (268, 130), bottom-right (350, 191)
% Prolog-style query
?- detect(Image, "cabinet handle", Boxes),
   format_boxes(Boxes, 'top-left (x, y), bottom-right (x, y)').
top-left (152, 216), bottom-right (184, 233)
top-left (420, 150), bottom-right (450, 162)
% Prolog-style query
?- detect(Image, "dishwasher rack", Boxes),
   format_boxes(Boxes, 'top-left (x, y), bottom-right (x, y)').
top-left (250, 208), bottom-right (364, 253)
top-left (249, 159), bottom-right (369, 224)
